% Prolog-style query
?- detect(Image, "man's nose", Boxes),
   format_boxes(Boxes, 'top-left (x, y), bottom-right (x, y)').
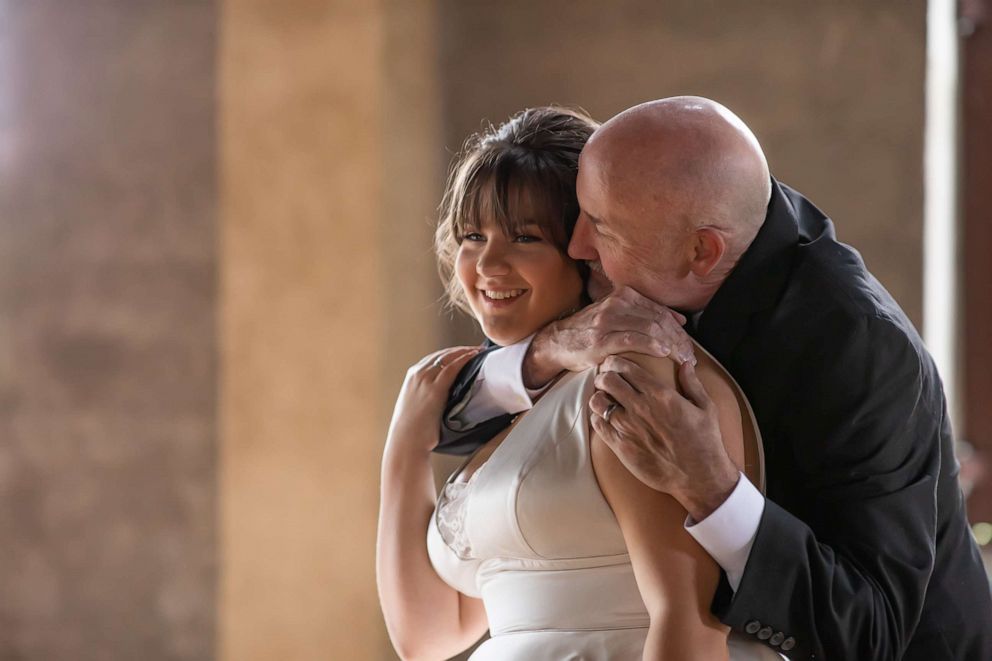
top-left (568, 216), bottom-right (596, 260)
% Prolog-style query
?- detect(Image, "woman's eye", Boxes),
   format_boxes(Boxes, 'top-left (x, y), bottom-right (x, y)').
top-left (513, 234), bottom-right (540, 243)
top-left (463, 232), bottom-right (485, 242)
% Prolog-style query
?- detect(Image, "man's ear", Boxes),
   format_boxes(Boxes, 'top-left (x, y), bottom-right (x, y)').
top-left (688, 227), bottom-right (727, 277)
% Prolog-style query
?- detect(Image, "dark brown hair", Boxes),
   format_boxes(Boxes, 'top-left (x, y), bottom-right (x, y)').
top-left (435, 106), bottom-right (599, 314)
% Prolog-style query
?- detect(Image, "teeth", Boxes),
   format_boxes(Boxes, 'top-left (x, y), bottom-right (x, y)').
top-left (483, 289), bottom-right (525, 300)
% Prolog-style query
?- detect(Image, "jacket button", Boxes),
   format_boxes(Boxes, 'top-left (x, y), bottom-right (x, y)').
top-left (745, 620), bottom-right (761, 634)
top-left (781, 637), bottom-right (796, 651)
top-left (757, 626), bottom-right (773, 640)
top-left (769, 631), bottom-right (785, 646)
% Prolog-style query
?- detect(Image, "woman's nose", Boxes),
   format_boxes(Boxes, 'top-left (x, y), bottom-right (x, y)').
top-left (477, 241), bottom-right (511, 276)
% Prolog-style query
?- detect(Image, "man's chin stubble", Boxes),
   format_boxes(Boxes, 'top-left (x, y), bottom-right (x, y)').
top-left (586, 266), bottom-right (613, 302)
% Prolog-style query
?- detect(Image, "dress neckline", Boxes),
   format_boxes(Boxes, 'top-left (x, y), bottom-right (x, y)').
top-left (443, 368), bottom-right (572, 490)
top-left (438, 370), bottom-right (576, 496)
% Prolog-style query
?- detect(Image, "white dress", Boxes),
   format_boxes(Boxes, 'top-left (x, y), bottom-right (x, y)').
top-left (427, 368), bottom-right (780, 660)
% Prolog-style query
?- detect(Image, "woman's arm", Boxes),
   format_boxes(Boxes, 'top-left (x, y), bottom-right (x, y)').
top-left (376, 347), bottom-right (489, 661)
top-left (590, 352), bottom-right (745, 661)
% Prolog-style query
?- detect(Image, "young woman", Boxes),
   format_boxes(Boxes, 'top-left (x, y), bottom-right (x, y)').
top-left (376, 107), bottom-right (771, 660)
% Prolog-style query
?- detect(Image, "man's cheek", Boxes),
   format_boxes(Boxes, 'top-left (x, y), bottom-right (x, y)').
top-left (586, 270), bottom-right (613, 302)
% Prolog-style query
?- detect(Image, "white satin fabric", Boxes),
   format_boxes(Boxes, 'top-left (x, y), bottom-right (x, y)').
top-left (427, 368), bottom-right (778, 660)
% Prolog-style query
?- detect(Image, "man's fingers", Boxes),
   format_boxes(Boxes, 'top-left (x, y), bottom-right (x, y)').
top-left (603, 329), bottom-right (671, 358)
top-left (598, 355), bottom-right (652, 393)
top-left (613, 286), bottom-right (688, 325)
top-left (596, 304), bottom-right (666, 329)
top-left (590, 412), bottom-right (624, 451)
top-left (590, 411), bottom-right (645, 465)
top-left (588, 390), bottom-right (619, 418)
top-left (594, 370), bottom-right (640, 407)
top-left (593, 295), bottom-right (694, 363)
top-left (677, 360), bottom-right (711, 410)
top-left (655, 313), bottom-right (696, 365)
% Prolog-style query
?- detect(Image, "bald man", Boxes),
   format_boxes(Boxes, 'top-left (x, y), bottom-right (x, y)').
top-left (437, 97), bottom-right (992, 659)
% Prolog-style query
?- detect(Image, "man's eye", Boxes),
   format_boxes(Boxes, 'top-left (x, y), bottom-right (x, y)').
top-left (589, 223), bottom-right (610, 240)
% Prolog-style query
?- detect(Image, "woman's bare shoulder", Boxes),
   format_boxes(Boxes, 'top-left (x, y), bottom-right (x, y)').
top-left (618, 345), bottom-right (747, 472)
top-left (617, 347), bottom-right (737, 408)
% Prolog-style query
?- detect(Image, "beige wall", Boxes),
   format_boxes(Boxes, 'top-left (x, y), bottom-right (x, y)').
top-left (0, 1), bottom-right (217, 659)
top-left (218, 2), bottom-right (384, 660)
top-left (438, 0), bottom-right (926, 343)
top-left (0, 1), bottom-right (927, 660)
top-left (219, 1), bottom-right (443, 660)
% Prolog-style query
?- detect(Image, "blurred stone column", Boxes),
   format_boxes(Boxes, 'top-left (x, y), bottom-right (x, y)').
top-left (0, 2), bottom-right (217, 659)
top-left (219, 1), bottom-right (441, 659)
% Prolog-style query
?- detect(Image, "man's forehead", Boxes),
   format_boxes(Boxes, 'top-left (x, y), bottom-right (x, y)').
top-left (584, 134), bottom-right (658, 191)
top-left (580, 153), bottom-right (651, 212)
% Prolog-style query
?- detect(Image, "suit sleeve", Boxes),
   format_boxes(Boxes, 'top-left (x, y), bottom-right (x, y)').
top-left (713, 314), bottom-right (941, 660)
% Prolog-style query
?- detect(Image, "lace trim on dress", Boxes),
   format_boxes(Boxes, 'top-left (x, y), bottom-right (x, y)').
top-left (436, 469), bottom-right (483, 560)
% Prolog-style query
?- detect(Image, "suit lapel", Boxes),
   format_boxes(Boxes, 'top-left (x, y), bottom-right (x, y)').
top-left (695, 178), bottom-right (800, 365)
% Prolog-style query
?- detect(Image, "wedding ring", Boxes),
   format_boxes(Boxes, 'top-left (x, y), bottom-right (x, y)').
top-left (431, 356), bottom-right (445, 369)
top-left (603, 402), bottom-right (618, 424)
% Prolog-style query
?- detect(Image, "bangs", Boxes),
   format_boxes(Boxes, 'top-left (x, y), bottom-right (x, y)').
top-left (435, 105), bottom-right (597, 315)
top-left (451, 150), bottom-right (576, 251)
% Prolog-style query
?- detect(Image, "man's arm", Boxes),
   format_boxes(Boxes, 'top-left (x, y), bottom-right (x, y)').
top-left (710, 315), bottom-right (938, 660)
top-left (590, 313), bottom-right (939, 659)
top-left (523, 286), bottom-right (696, 388)
top-left (685, 474), bottom-right (765, 592)
top-left (444, 286), bottom-right (695, 431)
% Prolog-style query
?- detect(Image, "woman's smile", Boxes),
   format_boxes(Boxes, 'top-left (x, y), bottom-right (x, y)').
top-left (479, 288), bottom-right (528, 307)
top-left (455, 212), bottom-right (583, 346)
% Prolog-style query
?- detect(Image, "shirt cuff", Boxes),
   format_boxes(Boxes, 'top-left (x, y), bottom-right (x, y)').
top-left (476, 334), bottom-right (544, 412)
top-left (684, 473), bottom-right (764, 592)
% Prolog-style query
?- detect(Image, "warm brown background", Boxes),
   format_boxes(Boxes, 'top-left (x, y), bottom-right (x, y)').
top-left (1, 1), bottom-right (985, 660)
top-left (0, 2), bottom-right (216, 659)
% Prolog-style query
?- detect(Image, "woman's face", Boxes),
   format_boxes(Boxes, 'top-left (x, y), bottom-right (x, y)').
top-left (456, 213), bottom-right (583, 347)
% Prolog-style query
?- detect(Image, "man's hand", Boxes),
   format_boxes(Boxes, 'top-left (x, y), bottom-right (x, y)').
top-left (522, 286), bottom-right (696, 389)
top-left (588, 356), bottom-right (739, 521)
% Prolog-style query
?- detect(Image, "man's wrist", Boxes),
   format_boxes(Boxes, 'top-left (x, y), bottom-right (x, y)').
top-left (680, 464), bottom-right (740, 523)
top-left (684, 473), bottom-right (764, 592)
top-left (522, 324), bottom-right (565, 389)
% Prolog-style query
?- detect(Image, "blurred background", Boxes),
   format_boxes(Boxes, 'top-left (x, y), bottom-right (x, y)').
top-left (0, 1), bottom-right (989, 659)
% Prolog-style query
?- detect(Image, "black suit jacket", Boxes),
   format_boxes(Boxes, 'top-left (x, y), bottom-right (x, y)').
top-left (437, 179), bottom-right (992, 659)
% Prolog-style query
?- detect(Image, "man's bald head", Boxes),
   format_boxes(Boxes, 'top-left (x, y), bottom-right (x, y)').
top-left (569, 97), bottom-right (772, 310)
top-left (584, 96), bottom-right (770, 250)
